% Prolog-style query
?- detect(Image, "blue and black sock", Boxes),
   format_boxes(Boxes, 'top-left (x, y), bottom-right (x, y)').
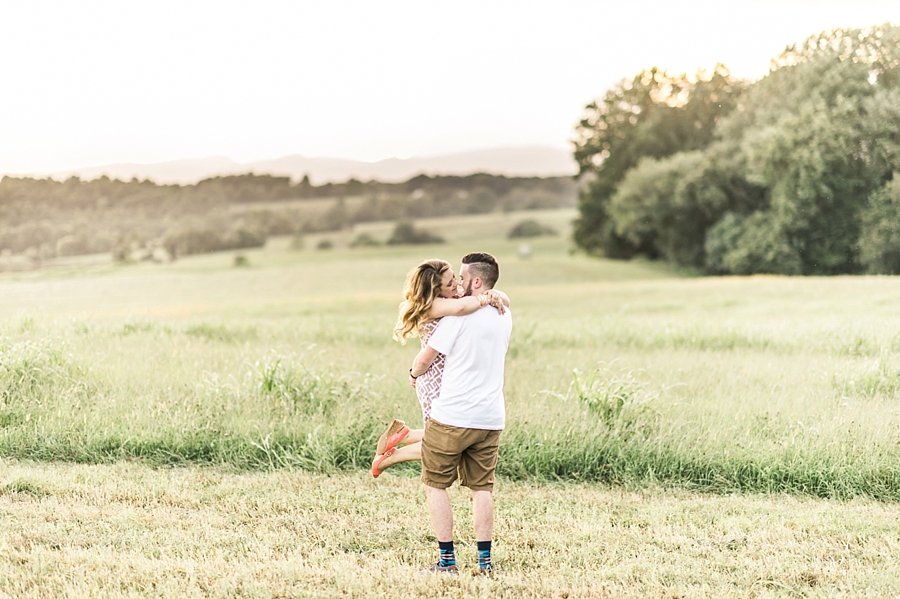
top-left (438, 541), bottom-right (456, 567)
top-left (477, 540), bottom-right (492, 570)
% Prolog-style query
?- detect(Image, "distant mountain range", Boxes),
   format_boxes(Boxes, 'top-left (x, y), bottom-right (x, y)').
top-left (37, 146), bottom-right (578, 185)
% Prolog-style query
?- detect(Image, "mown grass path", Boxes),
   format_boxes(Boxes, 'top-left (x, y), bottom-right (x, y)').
top-left (1, 461), bottom-right (898, 598)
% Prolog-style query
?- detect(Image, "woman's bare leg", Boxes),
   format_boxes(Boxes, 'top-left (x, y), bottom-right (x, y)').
top-left (377, 441), bottom-right (421, 470)
top-left (372, 427), bottom-right (425, 476)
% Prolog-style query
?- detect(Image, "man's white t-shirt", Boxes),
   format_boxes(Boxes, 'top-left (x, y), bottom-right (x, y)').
top-left (426, 305), bottom-right (512, 430)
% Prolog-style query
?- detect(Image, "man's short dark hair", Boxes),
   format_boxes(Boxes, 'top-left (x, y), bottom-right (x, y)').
top-left (461, 252), bottom-right (499, 289)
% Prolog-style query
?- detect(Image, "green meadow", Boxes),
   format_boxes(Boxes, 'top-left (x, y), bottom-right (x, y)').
top-left (4, 208), bottom-right (900, 596)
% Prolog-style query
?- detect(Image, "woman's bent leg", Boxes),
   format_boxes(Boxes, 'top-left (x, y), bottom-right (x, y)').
top-left (375, 441), bottom-right (422, 471)
top-left (372, 428), bottom-right (425, 477)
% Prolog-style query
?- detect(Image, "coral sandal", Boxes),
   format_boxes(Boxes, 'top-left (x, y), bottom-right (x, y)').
top-left (371, 447), bottom-right (397, 478)
top-left (376, 419), bottom-right (410, 455)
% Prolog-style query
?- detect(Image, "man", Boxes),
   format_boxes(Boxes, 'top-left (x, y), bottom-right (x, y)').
top-left (408, 252), bottom-right (513, 575)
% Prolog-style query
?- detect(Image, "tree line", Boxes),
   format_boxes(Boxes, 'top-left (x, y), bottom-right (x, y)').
top-left (573, 24), bottom-right (900, 275)
top-left (0, 171), bottom-right (576, 265)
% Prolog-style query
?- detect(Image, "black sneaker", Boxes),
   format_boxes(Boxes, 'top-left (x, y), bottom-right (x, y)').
top-left (419, 562), bottom-right (459, 576)
top-left (474, 564), bottom-right (494, 575)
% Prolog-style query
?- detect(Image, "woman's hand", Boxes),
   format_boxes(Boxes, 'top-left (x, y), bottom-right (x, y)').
top-left (481, 290), bottom-right (506, 314)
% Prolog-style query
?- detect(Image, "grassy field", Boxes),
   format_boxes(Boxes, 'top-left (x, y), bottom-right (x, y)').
top-left (4, 207), bottom-right (900, 595)
top-left (2, 462), bottom-right (900, 598)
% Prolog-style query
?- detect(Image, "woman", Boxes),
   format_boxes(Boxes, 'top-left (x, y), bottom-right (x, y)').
top-left (371, 258), bottom-right (509, 477)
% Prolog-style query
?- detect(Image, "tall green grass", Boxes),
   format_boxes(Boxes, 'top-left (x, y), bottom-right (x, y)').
top-left (3, 315), bottom-right (900, 500)
top-left (0, 333), bottom-right (384, 469)
top-left (4, 211), bottom-right (900, 499)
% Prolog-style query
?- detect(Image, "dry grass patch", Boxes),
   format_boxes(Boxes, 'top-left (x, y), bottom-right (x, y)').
top-left (0, 461), bottom-right (898, 598)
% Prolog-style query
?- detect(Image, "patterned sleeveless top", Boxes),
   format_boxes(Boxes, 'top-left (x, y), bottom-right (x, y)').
top-left (416, 319), bottom-right (446, 424)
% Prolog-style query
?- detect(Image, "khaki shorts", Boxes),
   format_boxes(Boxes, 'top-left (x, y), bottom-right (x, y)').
top-left (421, 419), bottom-right (501, 491)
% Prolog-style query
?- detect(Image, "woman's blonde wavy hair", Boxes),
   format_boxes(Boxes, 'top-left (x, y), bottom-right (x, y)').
top-left (392, 258), bottom-right (451, 343)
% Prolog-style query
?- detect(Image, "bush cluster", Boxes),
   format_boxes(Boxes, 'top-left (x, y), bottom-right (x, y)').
top-left (0, 172), bottom-right (577, 266)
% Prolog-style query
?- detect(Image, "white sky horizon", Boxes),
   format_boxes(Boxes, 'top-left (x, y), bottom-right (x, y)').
top-left (3, 0), bottom-right (900, 176)
top-left (43, 143), bottom-right (576, 170)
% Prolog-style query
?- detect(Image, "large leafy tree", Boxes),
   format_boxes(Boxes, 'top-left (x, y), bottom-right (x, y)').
top-left (858, 175), bottom-right (900, 274)
top-left (572, 64), bottom-right (745, 257)
top-left (710, 24), bottom-right (900, 274)
top-left (574, 23), bottom-right (900, 275)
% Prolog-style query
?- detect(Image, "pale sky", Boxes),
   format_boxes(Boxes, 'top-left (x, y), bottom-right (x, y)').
top-left (3, 0), bottom-right (900, 175)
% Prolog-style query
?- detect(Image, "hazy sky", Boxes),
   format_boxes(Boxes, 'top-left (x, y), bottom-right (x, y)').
top-left (3, 0), bottom-right (900, 175)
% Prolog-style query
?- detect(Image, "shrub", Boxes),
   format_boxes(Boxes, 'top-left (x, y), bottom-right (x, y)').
top-left (161, 226), bottom-right (267, 259)
top-left (507, 219), bottom-right (558, 239)
top-left (316, 239), bottom-right (333, 250)
top-left (349, 232), bottom-right (381, 248)
top-left (386, 221), bottom-right (444, 245)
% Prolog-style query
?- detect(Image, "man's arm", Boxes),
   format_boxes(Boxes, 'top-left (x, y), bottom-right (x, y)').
top-left (409, 345), bottom-right (440, 386)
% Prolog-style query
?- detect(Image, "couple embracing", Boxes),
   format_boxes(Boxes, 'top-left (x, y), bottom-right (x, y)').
top-left (373, 252), bottom-right (512, 575)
